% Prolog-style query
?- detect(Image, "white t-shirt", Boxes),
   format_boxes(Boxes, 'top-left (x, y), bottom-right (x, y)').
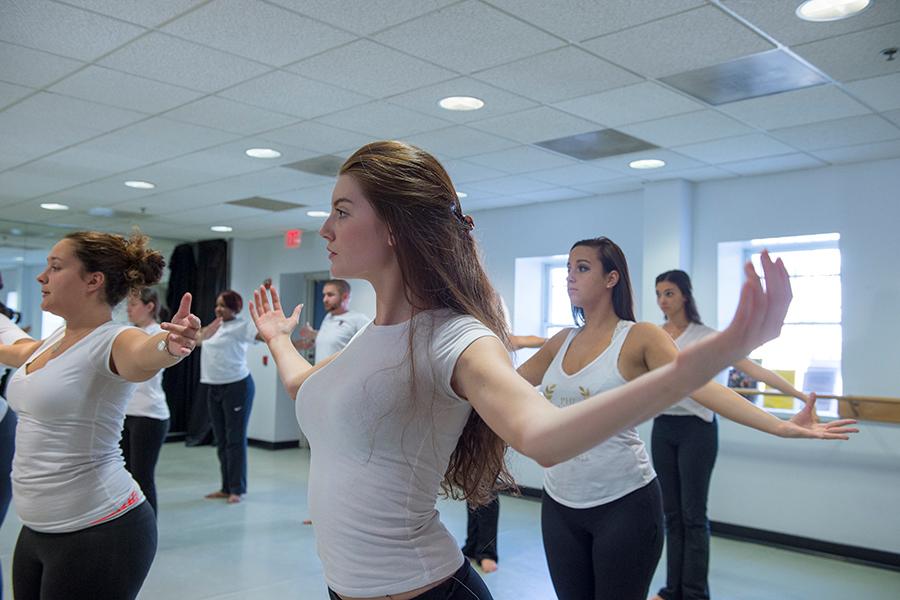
top-left (313, 310), bottom-right (370, 363)
top-left (297, 309), bottom-right (496, 597)
top-left (125, 323), bottom-right (171, 420)
top-left (200, 316), bottom-right (258, 385)
top-left (7, 321), bottom-right (145, 533)
top-left (660, 322), bottom-right (720, 422)
top-left (542, 322), bottom-right (656, 509)
top-left (0, 314), bottom-right (32, 421)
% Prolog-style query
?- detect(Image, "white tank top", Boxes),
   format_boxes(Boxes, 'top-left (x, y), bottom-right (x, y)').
top-left (660, 322), bottom-right (719, 422)
top-left (125, 323), bottom-right (171, 420)
top-left (7, 321), bottom-right (145, 533)
top-left (542, 321), bottom-right (656, 509)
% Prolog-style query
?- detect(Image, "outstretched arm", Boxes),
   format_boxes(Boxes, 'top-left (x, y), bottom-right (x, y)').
top-left (113, 293), bottom-right (200, 382)
top-left (734, 358), bottom-right (807, 400)
top-left (0, 313), bottom-right (39, 368)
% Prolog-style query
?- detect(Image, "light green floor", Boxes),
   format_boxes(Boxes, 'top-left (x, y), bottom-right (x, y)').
top-left (1, 444), bottom-right (897, 599)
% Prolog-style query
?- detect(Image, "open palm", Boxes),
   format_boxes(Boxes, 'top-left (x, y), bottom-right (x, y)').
top-left (248, 284), bottom-right (302, 343)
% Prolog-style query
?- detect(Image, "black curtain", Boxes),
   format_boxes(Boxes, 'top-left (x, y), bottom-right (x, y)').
top-left (162, 240), bottom-right (228, 445)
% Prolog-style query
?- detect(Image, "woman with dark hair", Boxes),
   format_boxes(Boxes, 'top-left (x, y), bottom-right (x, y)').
top-left (123, 287), bottom-right (171, 514)
top-left (246, 140), bottom-right (835, 600)
top-left (197, 289), bottom-right (259, 504)
top-left (651, 269), bottom-right (809, 600)
top-left (0, 230), bottom-right (199, 600)
top-left (515, 237), bottom-right (856, 600)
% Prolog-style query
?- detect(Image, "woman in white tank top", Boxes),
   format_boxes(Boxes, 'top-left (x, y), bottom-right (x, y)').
top-left (515, 238), bottom-right (858, 600)
top-left (651, 270), bottom-right (811, 600)
top-left (246, 141), bottom-right (848, 600)
top-left (0, 230), bottom-right (200, 600)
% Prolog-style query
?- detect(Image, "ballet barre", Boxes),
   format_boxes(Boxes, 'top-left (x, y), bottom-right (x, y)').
top-left (730, 389), bottom-right (900, 405)
top-left (731, 388), bottom-right (900, 424)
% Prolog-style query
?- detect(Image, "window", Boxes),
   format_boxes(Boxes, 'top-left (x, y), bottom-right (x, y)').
top-left (543, 259), bottom-right (571, 338)
top-left (734, 234), bottom-right (842, 416)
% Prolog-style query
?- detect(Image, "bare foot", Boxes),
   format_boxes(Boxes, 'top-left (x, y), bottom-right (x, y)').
top-left (649, 595), bottom-right (664, 600)
top-left (479, 559), bottom-right (498, 573)
top-left (226, 494), bottom-right (243, 504)
top-left (302, 519), bottom-right (313, 525)
top-left (205, 490), bottom-right (228, 499)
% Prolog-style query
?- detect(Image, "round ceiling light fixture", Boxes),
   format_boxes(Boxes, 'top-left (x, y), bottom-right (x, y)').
top-left (124, 180), bottom-right (156, 189)
top-left (796, 0), bottom-right (871, 22)
top-left (245, 148), bottom-right (282, 159)
top-left (306, 210), bottom-right (330, 218)
top-left (40, 203), bottom-right (70, 211)
top-left (629, 159), bottom-right (666, 170)
top-left (210, 225), bottom-right (233, 233)
top-left (438, 96), bottom-right (485, 111)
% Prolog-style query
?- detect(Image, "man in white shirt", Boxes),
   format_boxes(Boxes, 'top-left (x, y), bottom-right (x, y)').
top-left (294, 279), bottom-right (369, 364)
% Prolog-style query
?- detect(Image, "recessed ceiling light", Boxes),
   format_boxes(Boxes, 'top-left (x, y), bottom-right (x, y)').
top-left (438, 96), bottom-right (485, 111)
top-left (124, 180), bottom-right (155, 189)
top-left (10, 228), bottom-right (23, 236)
top-left (245, 148), bottom-right (282, 159)
top-left (456, 191), bottom-right (468, 199)
top-left (796, 0), bottom-right (870, 21)
top-left (40, 203), bottom-right (69, 211)
top-left (210, 225), bottom-right (233, 232)
top-left (14, 256), bottom-right (24, 262)
top-left (307, 210), bottom-right (330, 218)
top-left (629, 159), bottom-right (666, 170)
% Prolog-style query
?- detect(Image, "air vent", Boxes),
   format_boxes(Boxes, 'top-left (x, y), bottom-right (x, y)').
top-left (281, 154), bottom-right (345, 177)
top-left (536, 129), bottom-right (657, 160)
top-left (227, 196), bottom-right (306, 212)
top-left (660, 49), bottom-right (828, 106)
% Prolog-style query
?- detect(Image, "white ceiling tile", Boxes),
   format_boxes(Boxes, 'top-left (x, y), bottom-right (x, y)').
top-left (264, 183), bottom-right (336, 206)
top-left (164, 203), bottom-right (267, 225)
top-left (810, 139), bottom-right (900, 165)
top-left (465, 146), bottom-right (578, 174)
top-left (483, 0), bottom-right (705, 42)
top-left (162, 0), bottom-right (353, 67)
top-left (402, 126), bottom-right (519, 160)
top-left (719, 85), bottom-right (872, 130)
top-left (270, 0), bottom-right (457, 35)
top-left (721, 0), bottom-right (900, 46)
top-left (472, 46), bottom-right (642, 103)
top-left (582, 6), bottom-right (773, 78)
top-left (0, 92), bottom-right (146, 158)
top-left (163, 96), bottom-right (300, 136)
top-left (72, 117), bottom-right (239, 165)
top-left (620, 110), bottom-right (754, 147)
top-left (441, 160), bottom-right (508, 185)
top-left (373, 1), bottom-right (564, 73)
top-left (60, 0), bottom-right (206, 27)
top-left (49, 66), bottom-right (203, 114)
top-left (22, 145), bottom-right (151, 179)
top-left (467, 176), bottom-right (555, 196)
top-left (0, 41), bottom-right (85, 88)
top-left (673, 134), bottom-right (798, 163)
top-left (845, 73), bottom-right (900, 112)
top-left (528, 163), bottom-right (626, 186)
top-left (98, 33), bottom-right (272, 93)
top-left (0, 81), bottom-right (34, 109)
top-left (884, 109), bottom-right (900, 128)
top-left (260, 121), bottom-right (376, 155)
top-left (468, 107), bottom-right (601, 144)
top-left (588, 148), bottom-right (706, 174)
top-left (386, 77), bottom-right (538, 124)
top-left (0, 163), bottom-right (102, 201)
top-left (0, 0), bottom-right (146, 61)
top-left (793, 21), bottom-right (900, 82)
top-left (317, 102), bottom-right (451, 139)
top-left (288, 40), bottom-right (455, 98)
top-left (220, 71), bottom-right (371, 119)
top-left (554, 81), bottom-right (703, 127)
top-left (770, 115), bottom-right (900, 152)
top-left (719, 153), bottom-right (827, 177)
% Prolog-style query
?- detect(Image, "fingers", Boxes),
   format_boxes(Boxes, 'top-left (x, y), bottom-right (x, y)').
top-left (174, 292), bottom-right (193, 320)
top-left (258, 285), bottom-right (271, 313)
top-left (270, 285), bottom-right (282, 313)
top-left (161, 322), bottom-right (198, 340)
top-left (290, 304), bottom-right (303, 323)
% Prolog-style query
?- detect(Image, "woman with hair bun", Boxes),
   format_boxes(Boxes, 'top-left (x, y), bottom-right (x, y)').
top-left (196, 289), bottom-right (260, 504)
top-left (0, 230), bottom-right (200, 600)
top-left (123, 287), bottom-right (172, 515)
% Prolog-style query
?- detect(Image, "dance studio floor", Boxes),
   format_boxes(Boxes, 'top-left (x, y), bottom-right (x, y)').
top-left (1, 443), bottom-right (897, 599)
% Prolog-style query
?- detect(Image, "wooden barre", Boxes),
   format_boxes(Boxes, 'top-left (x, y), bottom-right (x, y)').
top-left (730, 388), bottom-right (900, 406)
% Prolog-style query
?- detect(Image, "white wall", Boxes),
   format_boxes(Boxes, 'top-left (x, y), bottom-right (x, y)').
top-left (228, 158), bottom-right (900, 553)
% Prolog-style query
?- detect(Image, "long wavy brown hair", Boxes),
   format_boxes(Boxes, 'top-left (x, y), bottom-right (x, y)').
top-left (340, 141), bottom-right (514, 506)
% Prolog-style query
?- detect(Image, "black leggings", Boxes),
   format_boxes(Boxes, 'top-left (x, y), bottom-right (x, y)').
top-left (13, 501), bottom-right (157, 600)
top-left (121, 415), bottom-right (169, 514)
top-left (207, 375), bottom-right (254, 495)
top-left (328, 560), bottom-right (493, 599)
top-left (462, 497), bottom-right (499, 563)
top-left (541, 479), bottom-right (663, 600)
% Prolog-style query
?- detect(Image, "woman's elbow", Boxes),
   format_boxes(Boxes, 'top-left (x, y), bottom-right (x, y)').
top-left (515, 426), bottom-right (561, 469)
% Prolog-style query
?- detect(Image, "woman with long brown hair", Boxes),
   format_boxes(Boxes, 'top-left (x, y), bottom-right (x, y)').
top-left (248, 140), bottom-right (807, 600)
top-left (0, 230), bottom-right (200, 600)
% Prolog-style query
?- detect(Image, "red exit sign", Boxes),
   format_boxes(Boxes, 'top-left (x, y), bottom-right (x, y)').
top-left (284, 229), bottom-right (302, 248)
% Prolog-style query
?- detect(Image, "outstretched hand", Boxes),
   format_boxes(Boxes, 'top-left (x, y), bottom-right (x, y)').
top-left (784, 392), bottom-right (859, 440)
top-left (248, 284), bottom-right (302, 343)
top-left (719, 251), bottom-right (793, 365)
top-left (160, 292), bottom-right (201, 357)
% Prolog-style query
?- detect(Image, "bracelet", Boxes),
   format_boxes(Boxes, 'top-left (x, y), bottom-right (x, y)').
top-left (157, 333), bottom-right (185, 360)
